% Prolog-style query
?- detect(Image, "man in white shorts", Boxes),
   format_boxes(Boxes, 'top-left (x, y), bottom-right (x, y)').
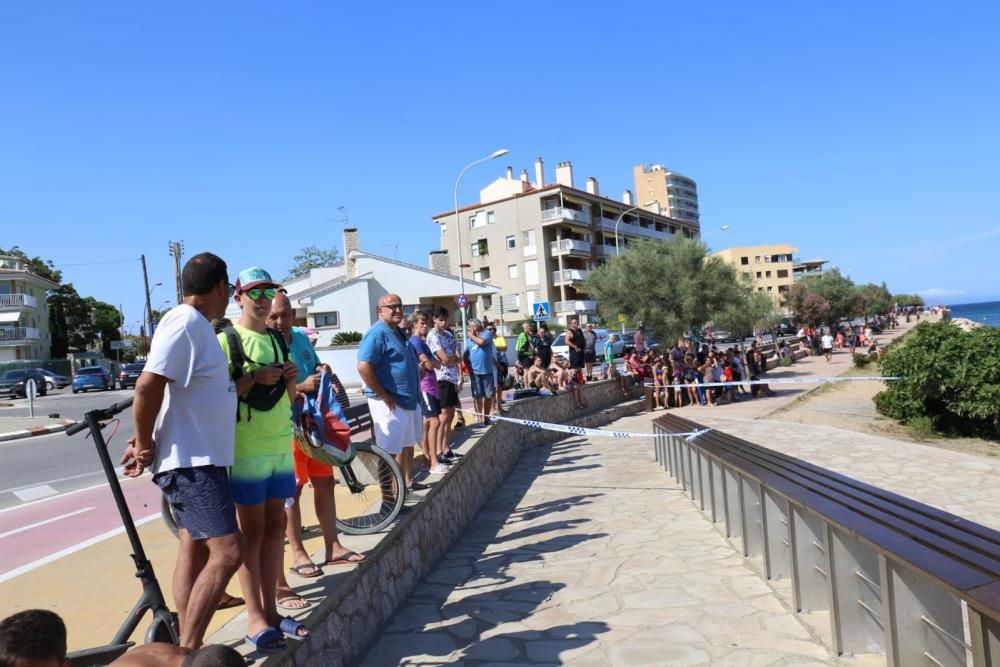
top-left (357, 293), bottom-right (422, 493)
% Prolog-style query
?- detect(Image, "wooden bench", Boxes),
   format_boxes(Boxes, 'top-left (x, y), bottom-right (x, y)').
top-left (652, 412), bottom-right (1000, 666)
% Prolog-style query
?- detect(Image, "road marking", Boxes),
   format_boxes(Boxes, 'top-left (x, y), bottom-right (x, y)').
top-left (0, 507), bottom-right (94, 539)
top-left (0, 472), bottom-right (138, 514)
top-left (0, 512), bottom-right (160, 583)
top-left (13, 485), bottom-right (58, 502)
top-left (0, 469), bottom-right (109, 496)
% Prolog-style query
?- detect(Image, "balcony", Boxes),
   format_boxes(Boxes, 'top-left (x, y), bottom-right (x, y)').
top-left (554, 299), bottom-right (598, 314)
top-left (0, 294), bottom-right (38, 310)
top-left (541, 207), bottom-right (590, 227)
top-left (0, 327), bottom-right (40, 345)
top-left (551, 269), bottom-right (590, 285)
top-left (549, 239), bottom-right (592, 257)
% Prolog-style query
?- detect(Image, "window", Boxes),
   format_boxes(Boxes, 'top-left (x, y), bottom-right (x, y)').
top-left (473, 267), bottom-right (491, 282)
top-left (470, 213), bottom-right (487, 229)
top-left (522, 230), bottom-right (537, 256)
top-left (777, 269), bottom-right (789, 278)
top-left (487, 211), bottom-right (496, 224)
top-left (743, 272), bottom-right (752, 279)
top-left (756, 271), bottom-right (762, 278)
top-left (765, 271), bottom-right (772, 278)
top-left (508, 264), bottom-right (518, 279)
top-left (313, 311), bottom-right (340, 328)
top-left (441, 223), bottom-right (447, 236)
top-left (755, 256), bottom-right (761, 263)
top-left (524, 260), bottom-right (539, 286)
top-left (526, 289), bottom-right (539, 306)
top-left (740, 256), bottom-right (749, 265)
top-left (764, 255), bottom-right (771, 263)
top-left (471, 239), bottom-right (489, 257)
top-left (482, 295), bottom-right (493, 309)
top-left (506, 235), bottom-right (516, 250)
top-left (767, 286), bottom-right (773, 293)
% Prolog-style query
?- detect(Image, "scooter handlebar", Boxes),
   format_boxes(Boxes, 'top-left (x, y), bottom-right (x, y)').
top-left (65, 397), bottom-right (136, 437)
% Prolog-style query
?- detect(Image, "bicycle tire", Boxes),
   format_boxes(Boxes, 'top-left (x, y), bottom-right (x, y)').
top-left (334, 443), bottom-right (405, 535)
top-left (160, 493), bottom-right (179, 539)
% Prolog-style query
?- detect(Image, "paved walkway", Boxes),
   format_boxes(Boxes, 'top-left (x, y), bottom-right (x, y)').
top-left (361, 412), bottom-right (839, 666)
top-left (0, 415), bottom-right (73, 441)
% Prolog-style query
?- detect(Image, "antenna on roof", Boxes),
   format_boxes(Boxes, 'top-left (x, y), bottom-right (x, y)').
top-left (337, 206), bottom-right (349, 228)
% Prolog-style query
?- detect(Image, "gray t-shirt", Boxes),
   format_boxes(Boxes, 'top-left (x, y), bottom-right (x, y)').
top-left (583, 330), bottom-right (597, 353)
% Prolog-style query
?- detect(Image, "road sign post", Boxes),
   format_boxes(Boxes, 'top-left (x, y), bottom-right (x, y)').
top-left (26, 378), bottom-right (36, 418)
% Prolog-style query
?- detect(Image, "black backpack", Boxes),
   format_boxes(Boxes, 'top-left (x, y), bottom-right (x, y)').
top-left (224, 326), bottom-right (290, 421)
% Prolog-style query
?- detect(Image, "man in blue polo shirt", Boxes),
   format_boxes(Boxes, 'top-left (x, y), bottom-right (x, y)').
top-left (357, 293), bottom-right (422, 492)
top-left (464, 318), bottom-right (498, 425)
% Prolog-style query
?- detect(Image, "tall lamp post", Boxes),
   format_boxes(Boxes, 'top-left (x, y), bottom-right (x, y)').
top-left (614, 200), bottom-right (658, 255)
top-left (454, 148), bottom-right (509, 335)
top-left (701, 224), bottom-right (732, 240)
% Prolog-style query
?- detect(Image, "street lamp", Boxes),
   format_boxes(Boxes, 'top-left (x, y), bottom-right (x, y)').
top-left (701, 225), bottom-right (732, 239)
top-left (614, 201), bottom-right (658, 255)
top-left (454, 148), bottom-right (509, 334)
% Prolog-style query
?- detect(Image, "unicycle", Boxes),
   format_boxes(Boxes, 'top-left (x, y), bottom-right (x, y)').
top-left (333, 442), bottom-right (404, 535)
top-left (64, 398), bottom-right (178, 667)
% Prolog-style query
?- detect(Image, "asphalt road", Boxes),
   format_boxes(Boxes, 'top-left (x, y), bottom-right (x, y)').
top-left (0, 387), bottom-right (136, 510)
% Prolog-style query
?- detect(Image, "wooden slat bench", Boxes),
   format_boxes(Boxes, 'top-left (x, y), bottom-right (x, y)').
top-left (653, 412), bottom-right (1000, 666)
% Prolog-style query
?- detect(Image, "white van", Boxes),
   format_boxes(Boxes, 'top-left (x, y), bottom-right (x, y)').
top-left (551, 328), bottom-right (624, 361)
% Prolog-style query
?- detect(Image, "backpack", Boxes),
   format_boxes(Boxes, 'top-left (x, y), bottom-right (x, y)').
top-left (224, 326), bottom-right (290, 421)
top-left (292, 371), bottom-right (355, 466)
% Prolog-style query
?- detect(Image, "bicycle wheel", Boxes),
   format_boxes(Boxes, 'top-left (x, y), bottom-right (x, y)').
top-left (161, 493), bottom-right (179, 539)
top-left (334, 443), bottom-right (404, 535)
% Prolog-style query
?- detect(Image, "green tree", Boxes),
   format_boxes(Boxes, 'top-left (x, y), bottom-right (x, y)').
top-left (587, 237), bottom-right (751, 343)
top-left (856, 282), bottom-right (893, 319)
top-left (713, 291), bottom-right (780, 340)
top-left (48, 285), bottom-right (122, 357)
top-left (286, 245), bottom-right (341, 280)
top-left (798, 268), bottom-right (857, 324)
top-left (0, 245), bottom-right (62, 283)
top-left (893, 293), bottom-right (925, 308)
top-left (785, 282), bottom-right (831, 326)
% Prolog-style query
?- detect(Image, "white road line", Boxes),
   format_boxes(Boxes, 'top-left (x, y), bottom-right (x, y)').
top-left (0, 470), bottom-right (139, 514)
top-left (0, 512), bottom-right (160, 583)
top-left (0, 507), bottom-right (94, 539)
top-left (0, 469), bottom-right (110, 496)
top-left (13, 485), bottom-right (58, 502)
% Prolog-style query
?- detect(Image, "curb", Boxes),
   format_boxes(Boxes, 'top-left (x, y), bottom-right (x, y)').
top-left (0, 420), bottom-right (76, 443)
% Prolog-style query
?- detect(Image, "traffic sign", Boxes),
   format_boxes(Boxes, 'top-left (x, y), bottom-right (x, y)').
top-left (111, 340), bottom-right (133, 350)
top-left (455, 294), bottom-right (468, 307)
top-left (618, 313), bottom-right (626, 323)
top-left (532, 301), bottom-right (550, 321)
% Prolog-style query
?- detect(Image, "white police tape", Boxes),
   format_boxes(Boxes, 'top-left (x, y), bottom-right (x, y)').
top-left (642, 375), bottom-right (904, 390)
top-left (457, 408), bottom-right (710, 441)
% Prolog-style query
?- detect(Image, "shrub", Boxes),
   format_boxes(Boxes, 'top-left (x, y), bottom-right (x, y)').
top-left (907, 415), bottom-right (935, 441)
top-left (874, 321), bottom-right (1000, 440)
top-left (853, 353), bottom-right (872, 368)
top-left (779, 356), bottom-right (793, 367)
top-left (331, 331), bottom-right (363, 346)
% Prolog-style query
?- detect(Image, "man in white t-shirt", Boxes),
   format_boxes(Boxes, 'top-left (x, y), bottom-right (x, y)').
top-left (821, 331), bottom-right (834, 362)
top-left (121, 252), bottom-right (240, 650)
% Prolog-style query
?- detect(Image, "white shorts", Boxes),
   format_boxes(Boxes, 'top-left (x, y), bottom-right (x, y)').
top-left (367, 398), bottom-right (422, 455)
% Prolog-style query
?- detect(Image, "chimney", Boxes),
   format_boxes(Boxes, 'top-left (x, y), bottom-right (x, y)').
top-left (520, 169), bottom-right (529, 182)
top-left (505, 166), bottom-right (513, 180)
top-left (429, 250), bottom-right (450, 275)
top-left (343, 228), bottom-right (360, 279)
top-left (586, 177), bottom-right (598, 195)
top-left (534, 157), bottom-right (544, 188)
top-left (622, 189), bottom-right (633, 206)
top-left (555, 161), bottom-right (574, 188)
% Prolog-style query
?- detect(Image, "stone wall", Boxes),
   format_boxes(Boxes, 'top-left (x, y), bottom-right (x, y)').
top-left (267, 380), bottom-right (644, 667)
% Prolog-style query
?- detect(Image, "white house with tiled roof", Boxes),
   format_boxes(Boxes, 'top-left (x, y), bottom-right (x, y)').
top-left (0, 255), bottom-right (59, 362)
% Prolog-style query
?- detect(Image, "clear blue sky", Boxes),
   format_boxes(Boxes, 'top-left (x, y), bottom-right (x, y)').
top-left (3, 1), bottom-right (998, 330)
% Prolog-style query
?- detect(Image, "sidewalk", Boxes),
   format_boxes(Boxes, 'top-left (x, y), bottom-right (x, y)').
top-left (361, 411), bottom-right (840, 666)
top-left (0, 415), bottom-right (74, 442)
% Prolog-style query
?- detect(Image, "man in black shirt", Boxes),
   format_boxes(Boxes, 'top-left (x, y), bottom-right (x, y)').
top-left (535, 324), bottom-right (553, 368)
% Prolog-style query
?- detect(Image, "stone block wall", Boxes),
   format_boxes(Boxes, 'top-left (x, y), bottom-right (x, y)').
top-left (267, 380), bottom-right (643, 667)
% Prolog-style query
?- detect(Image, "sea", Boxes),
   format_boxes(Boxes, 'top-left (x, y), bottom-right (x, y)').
top-left (948, 300), bottom-right (1000, 328)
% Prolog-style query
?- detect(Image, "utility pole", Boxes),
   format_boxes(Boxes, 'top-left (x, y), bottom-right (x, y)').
top-left (141, 254), bottom-right (153, 357)
top-left (169, 241), bottom-right (185, 304)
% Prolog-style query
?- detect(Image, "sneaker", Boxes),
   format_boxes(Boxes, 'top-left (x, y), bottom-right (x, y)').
top-left (429, 463), bottom-right (450, 475)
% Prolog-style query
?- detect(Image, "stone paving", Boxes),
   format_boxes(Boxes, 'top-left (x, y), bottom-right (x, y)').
top-left (361, 412), bottom-right (841, 666)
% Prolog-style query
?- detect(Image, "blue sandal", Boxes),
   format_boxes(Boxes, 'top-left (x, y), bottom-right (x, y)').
top-left (245, 626), bottom-right (286, 653)
top-left (279, 616), bottom-right (310, 640)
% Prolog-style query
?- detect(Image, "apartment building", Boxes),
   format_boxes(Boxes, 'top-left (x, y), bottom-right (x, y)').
top-left (0, 255), bottom-right (58, 361)
top-left (713, 244), bottom-right (799, 306)
top-left (432, 158), bottom-right (701, 329)
top-left (633, 164), bottom-right (700, 225)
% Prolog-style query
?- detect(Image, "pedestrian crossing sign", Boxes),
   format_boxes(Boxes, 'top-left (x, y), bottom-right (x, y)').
top-left (532, 301), bottom-right (550, 321)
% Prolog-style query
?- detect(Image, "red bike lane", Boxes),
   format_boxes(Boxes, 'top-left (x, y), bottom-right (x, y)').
top-left (0, 475), bottom-right (163, 583)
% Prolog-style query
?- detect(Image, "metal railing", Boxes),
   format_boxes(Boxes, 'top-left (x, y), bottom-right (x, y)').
top-left (0, 327), bottom-right (40, 343)
top-left (549, 239), bottom-right (592, 255)
top-left (0, 293), bottom-right (38, 309)
top-left (541, 207), bottom-right (589, 225)
top-left (554, 300), bottom-right (597, 314)
top-left (551, 269), bottom-right (589, 284)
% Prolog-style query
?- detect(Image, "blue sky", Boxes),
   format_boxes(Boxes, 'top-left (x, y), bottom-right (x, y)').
top-left (2, 1), bottom-right (998, 330)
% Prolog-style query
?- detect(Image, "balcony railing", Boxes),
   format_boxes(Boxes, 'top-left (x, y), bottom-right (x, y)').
top-left (551, 269), bottom-right (590, 284)
top-left (549, 239), bottom-right (592, 256)
top-left (541, 207), bottom-right (590, 225)
top-left (554, 299), bottom-right (598, 314)
top-left (0, 327), bottom-right (40, 344)
top-left (0, 294), bottom-right (38, 310)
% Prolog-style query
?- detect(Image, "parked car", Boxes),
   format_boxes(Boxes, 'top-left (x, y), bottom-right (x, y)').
top-left (622, 329), bottom-right (658, 355)
top-left (0, 369), bottom-right (49, 397)
top-left (118, 362), bottom-right (145, 389)
top-left (35, 368), bottom-right (71, 390)
top-left (72, 366), bottom-right (115, 393)
top-left (551, 328), bottom-right (625, 362)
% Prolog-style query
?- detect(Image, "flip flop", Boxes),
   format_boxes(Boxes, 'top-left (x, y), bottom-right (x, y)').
top-left (276, 595), bottom-right (311, 611)
top-left (406, 482), bottom-right (429, 492)
top-left (245, 627), bottom-right (286, 654)
top-left (287, 562), bottom-right (322, 578)
top-left (279, 616), bottom-right (310, 641)
top-left (324, 550), bottom-right (367, 566)
top-left (217, 593), bottom-right (245, 610)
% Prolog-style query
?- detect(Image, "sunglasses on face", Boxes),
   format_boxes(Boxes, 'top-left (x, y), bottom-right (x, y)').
top-left (380, 303), bottom-right (403, 311)
top-left (226, 283), bottom-right (236, 298)
top-left (243, 288), bottom-right (276, 301)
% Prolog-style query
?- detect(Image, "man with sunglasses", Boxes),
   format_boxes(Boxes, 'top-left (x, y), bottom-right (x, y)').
top-left (357, 293), bottom-right (422, 493)
top-left (122, 252), bottom-right (241, 650)
top-left (217, 267), bottom-right (307, 652)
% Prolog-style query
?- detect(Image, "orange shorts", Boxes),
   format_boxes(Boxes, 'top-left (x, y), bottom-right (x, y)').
top-left (292, 440), bottom-right (334, 485)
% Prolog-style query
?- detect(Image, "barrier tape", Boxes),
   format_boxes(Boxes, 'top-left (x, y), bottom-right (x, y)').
top-left (457, 408), bottom-right (710, 441)
top-left (641, 375), bottom-right (905, 390)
